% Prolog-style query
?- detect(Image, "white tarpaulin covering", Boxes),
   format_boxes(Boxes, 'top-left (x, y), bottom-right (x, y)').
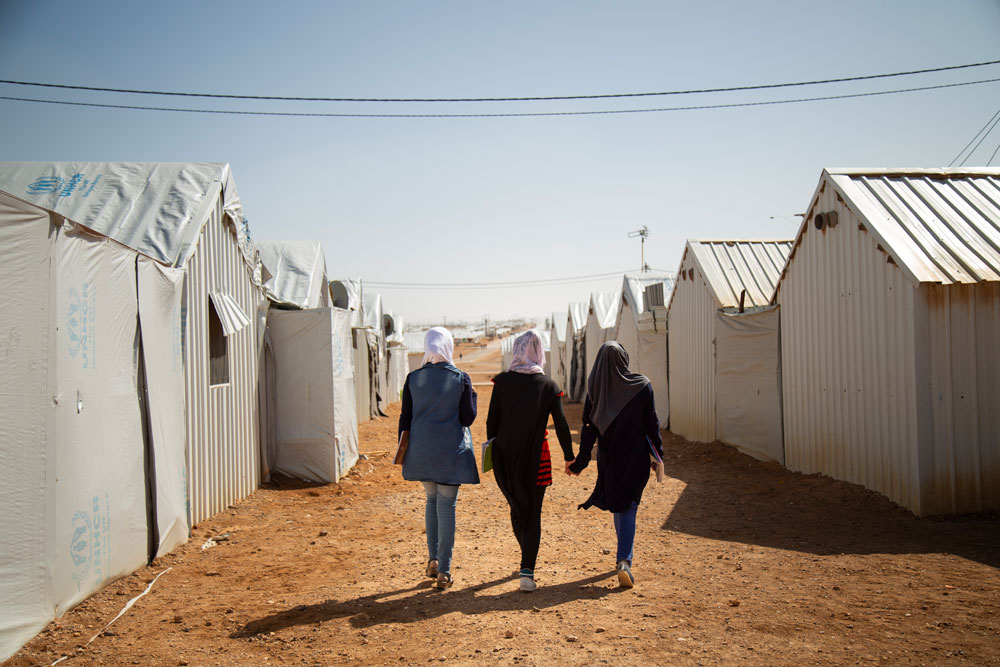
top-left (0, 162), bottom-right (245, 269)
top-left (137, 258), bottom-right (189, 557)
top-left (715, 307), bottom-right (784, 463)
top-left (1, 193), bottom-right (157, 660)
top-left (266, 308), bottom-right (359, 483)
top-left (386, 345), bottom-right (409, 403)
top-left (638, 331), bottom-right (670, 426)
top-left (258, 240), bottom-right (329, 310)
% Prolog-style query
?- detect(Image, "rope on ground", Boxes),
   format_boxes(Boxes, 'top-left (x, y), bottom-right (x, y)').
top-left (49, 567), bottom-right (174, 665)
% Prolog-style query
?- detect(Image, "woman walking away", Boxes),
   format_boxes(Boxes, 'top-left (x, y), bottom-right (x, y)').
top-left (567, 341), bottom-right (663, 589)
top-left (398, 327), bottom-right (479, 590)
top-left (487, 329), bottom-right (574, 592)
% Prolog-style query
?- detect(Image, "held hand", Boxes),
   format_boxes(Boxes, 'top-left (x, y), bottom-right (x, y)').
top-left (564, 459), bottom-right (578, 476)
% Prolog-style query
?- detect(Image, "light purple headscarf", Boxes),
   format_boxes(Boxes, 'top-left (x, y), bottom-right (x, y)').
top-left (422, 327), bottom-right (454, 366)
top-left (507, 329), bottom-right (545, 374)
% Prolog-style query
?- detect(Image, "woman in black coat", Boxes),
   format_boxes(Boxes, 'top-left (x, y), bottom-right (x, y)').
top-left (568, 341), bottom-right (663, 588)
top-left (486, 329), bottom-right (574, 592)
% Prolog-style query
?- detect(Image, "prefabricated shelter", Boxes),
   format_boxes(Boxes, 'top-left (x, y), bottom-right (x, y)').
top-left (330, 278), bottom-right (383, 423)
top-left (0, 162), bottom-right (264, 659)
top-left (258, 240), bottom-right (330, 310)
top-left (564, 302), bottom-right (589, 402)
top-left (261, 308), bottom-right (359, 484)
top-left (584, 291), bottom-right (621, 379)
top-left (666, 239), bottom-right (792, 462)
top-left (257, 242), bottom-right (358, 484)
top-left (614, 271), bottom-right (675, 426)
top-left (384, 311), bottom-right (409, 404)
top-left (362, 291), bottom-right (388, 418)
top-left (774, 168), bottom-right (1000, 516)
top-left (548, 311), bottom-right (568, 390)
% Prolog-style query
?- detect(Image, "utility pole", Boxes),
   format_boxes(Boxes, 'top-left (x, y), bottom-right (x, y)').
top-left (628, 226), bottom-right (651, 272)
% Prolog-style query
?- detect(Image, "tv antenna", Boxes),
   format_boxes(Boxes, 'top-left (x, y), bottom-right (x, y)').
top-left (628, 226), bottom-right (651, 272)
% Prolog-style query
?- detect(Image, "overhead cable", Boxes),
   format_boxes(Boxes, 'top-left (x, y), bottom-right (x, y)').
top-left (2, 77), bottom-right (998, 119)
top-left (949, 107), bottom-right (1000, 166)
top-left (366, 270), bottom-right (635, 289)
top-left (1, 59), bottom-right (998, 102)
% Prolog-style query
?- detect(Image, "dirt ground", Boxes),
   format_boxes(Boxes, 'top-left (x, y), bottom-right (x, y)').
top-left (8, 341), bottom-right (1000, 666)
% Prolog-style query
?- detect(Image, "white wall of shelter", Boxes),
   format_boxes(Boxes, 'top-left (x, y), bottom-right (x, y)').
top-left (0, 162), bottom-right (267, 660)
top-left (564, 302), bottom-right (588, 402)
top-left (666, 239), bottom-right (792, 453)
top-left (775, 168), bottom-right (1000, 516)
top-left (548, 311), bottom-right (568, 391)
top-left (584, 291), bottom-right (620, 381)
top-left (613, 272), bottom-right (673, 426)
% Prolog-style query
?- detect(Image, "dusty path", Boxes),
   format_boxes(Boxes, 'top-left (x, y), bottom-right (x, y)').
top-left (8, 346), bottom-right (1000, 666)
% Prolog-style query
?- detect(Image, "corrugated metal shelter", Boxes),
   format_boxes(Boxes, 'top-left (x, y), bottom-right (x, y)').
top-left (384, 312), bottom-right (409, 405)
top-left (775, 168), bottom-right (1000, 516)
top-left (584, 291), bottom-right (620, 381)
top-left (666, 239), bottom-right (792, 459)
top-left (614, 271), bottom-right (674, 425)
top-left (565, 303), bottom-right (588, 402)
top-left (0, 162), bottom-right (264, 659)
top-left (548, 311), bottom-right (568, 390)
top-left (257, 241), bottom-right (358, 485)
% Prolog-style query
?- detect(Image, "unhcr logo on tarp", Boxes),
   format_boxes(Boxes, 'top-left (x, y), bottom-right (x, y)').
top-left (66, 283), bottom-right (96, 369)
top-left (26, 173), bottom-right (102, 198)
top-left (70, 494), bottom-right (110, 589)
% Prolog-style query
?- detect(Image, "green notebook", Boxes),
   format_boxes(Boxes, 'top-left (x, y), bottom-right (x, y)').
top-left (481, 438), bottom-right (494, 473)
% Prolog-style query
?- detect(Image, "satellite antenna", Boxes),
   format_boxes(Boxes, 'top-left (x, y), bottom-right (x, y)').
top-left (628, 226), bottom-right (651, 272)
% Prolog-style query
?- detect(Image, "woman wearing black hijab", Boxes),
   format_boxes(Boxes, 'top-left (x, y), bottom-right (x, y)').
top-left (567, 341), bottom-right (663, 588)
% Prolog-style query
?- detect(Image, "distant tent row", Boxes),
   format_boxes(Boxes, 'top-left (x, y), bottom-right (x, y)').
top-left (0, 163), bottom-right (410, 660)
top-left (540, 168), bottom-right (1000, 519)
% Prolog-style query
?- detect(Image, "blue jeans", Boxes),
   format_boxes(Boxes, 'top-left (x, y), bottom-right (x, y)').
top-left (422, 482), bottom-right (460, 575)
top-left (613, 501), bottom-right (639, 564)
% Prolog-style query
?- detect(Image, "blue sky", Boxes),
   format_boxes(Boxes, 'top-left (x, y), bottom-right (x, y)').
top-left (2, 1), bottom-right (999, 324)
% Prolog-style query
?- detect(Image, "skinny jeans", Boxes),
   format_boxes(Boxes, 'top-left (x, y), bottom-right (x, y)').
top-left (613, 501), bottom-right (639, 564)
top-left (421, 482), bottom-right (460, 575)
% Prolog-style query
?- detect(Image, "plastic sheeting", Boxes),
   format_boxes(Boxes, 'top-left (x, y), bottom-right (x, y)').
top-left (265, 308), bottom-right (359, 483)
top-left (137, 258), bottom-right (190, 557)
top-left (715, 307), bottom-right (784, 463)
top-left (258, 241), bottom-right (329, 310)
top-left (0, 162), bottom-right (247, 269)
top-left (1, 196), bottom-right (159, 660)
top-left (386, 345), bottom-right (409, 404)
top-left (638, 331), bottom-right (670, 427)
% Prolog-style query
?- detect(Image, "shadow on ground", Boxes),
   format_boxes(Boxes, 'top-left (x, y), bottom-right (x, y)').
top-left (233, 572), bottom-right (620, 637)
top-left (656, 431), bottom-right (1000, 568)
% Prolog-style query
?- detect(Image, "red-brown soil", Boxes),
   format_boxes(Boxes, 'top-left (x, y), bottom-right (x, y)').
top-left (7, 342), bottom-right (1000, 666)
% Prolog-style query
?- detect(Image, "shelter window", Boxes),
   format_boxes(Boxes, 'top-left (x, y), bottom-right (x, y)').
top-left (209, 299), bottom-right (229, 386)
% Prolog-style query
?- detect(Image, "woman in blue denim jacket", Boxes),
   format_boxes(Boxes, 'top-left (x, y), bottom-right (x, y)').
top-left (398, 327), bottom-right (479, 589)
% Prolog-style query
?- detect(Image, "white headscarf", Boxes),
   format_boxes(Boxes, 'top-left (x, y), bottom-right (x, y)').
top-left (507, 329), bottom-right (545, 374)
top-left (422, 326), bottom-right (455, 366)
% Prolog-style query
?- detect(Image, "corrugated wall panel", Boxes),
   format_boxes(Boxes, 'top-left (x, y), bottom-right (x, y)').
top-left (667, 254), bottom-right (717, 442)
top-left (924, 282), bottom-right (1000, 514)
top-left (184, 201), bottom-right (262, 526)
top-left (779, 187), bottom-right (922, 512)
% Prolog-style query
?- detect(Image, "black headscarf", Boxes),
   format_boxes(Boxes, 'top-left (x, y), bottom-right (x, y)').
top-left (587, 341), bottom-right (650, 434)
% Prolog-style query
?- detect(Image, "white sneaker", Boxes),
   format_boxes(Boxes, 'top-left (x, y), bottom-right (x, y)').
top-left (520, 576), bottom-right (537, 592)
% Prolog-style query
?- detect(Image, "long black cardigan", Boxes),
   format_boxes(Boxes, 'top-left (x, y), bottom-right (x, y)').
top-left (486, 372), bottom-right (573, 517)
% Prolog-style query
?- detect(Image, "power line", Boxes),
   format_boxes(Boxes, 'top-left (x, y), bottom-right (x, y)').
top-left (366, 270), bottom-right (634, 289)
top-left (959, 108), bottom-right (1000, 167)
top-left (2, 77), bottom-right (998, 119)
top-left (2, 59), bottom-right (998, 103)
top-left (949, 107), bottom-right (1000, 166)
